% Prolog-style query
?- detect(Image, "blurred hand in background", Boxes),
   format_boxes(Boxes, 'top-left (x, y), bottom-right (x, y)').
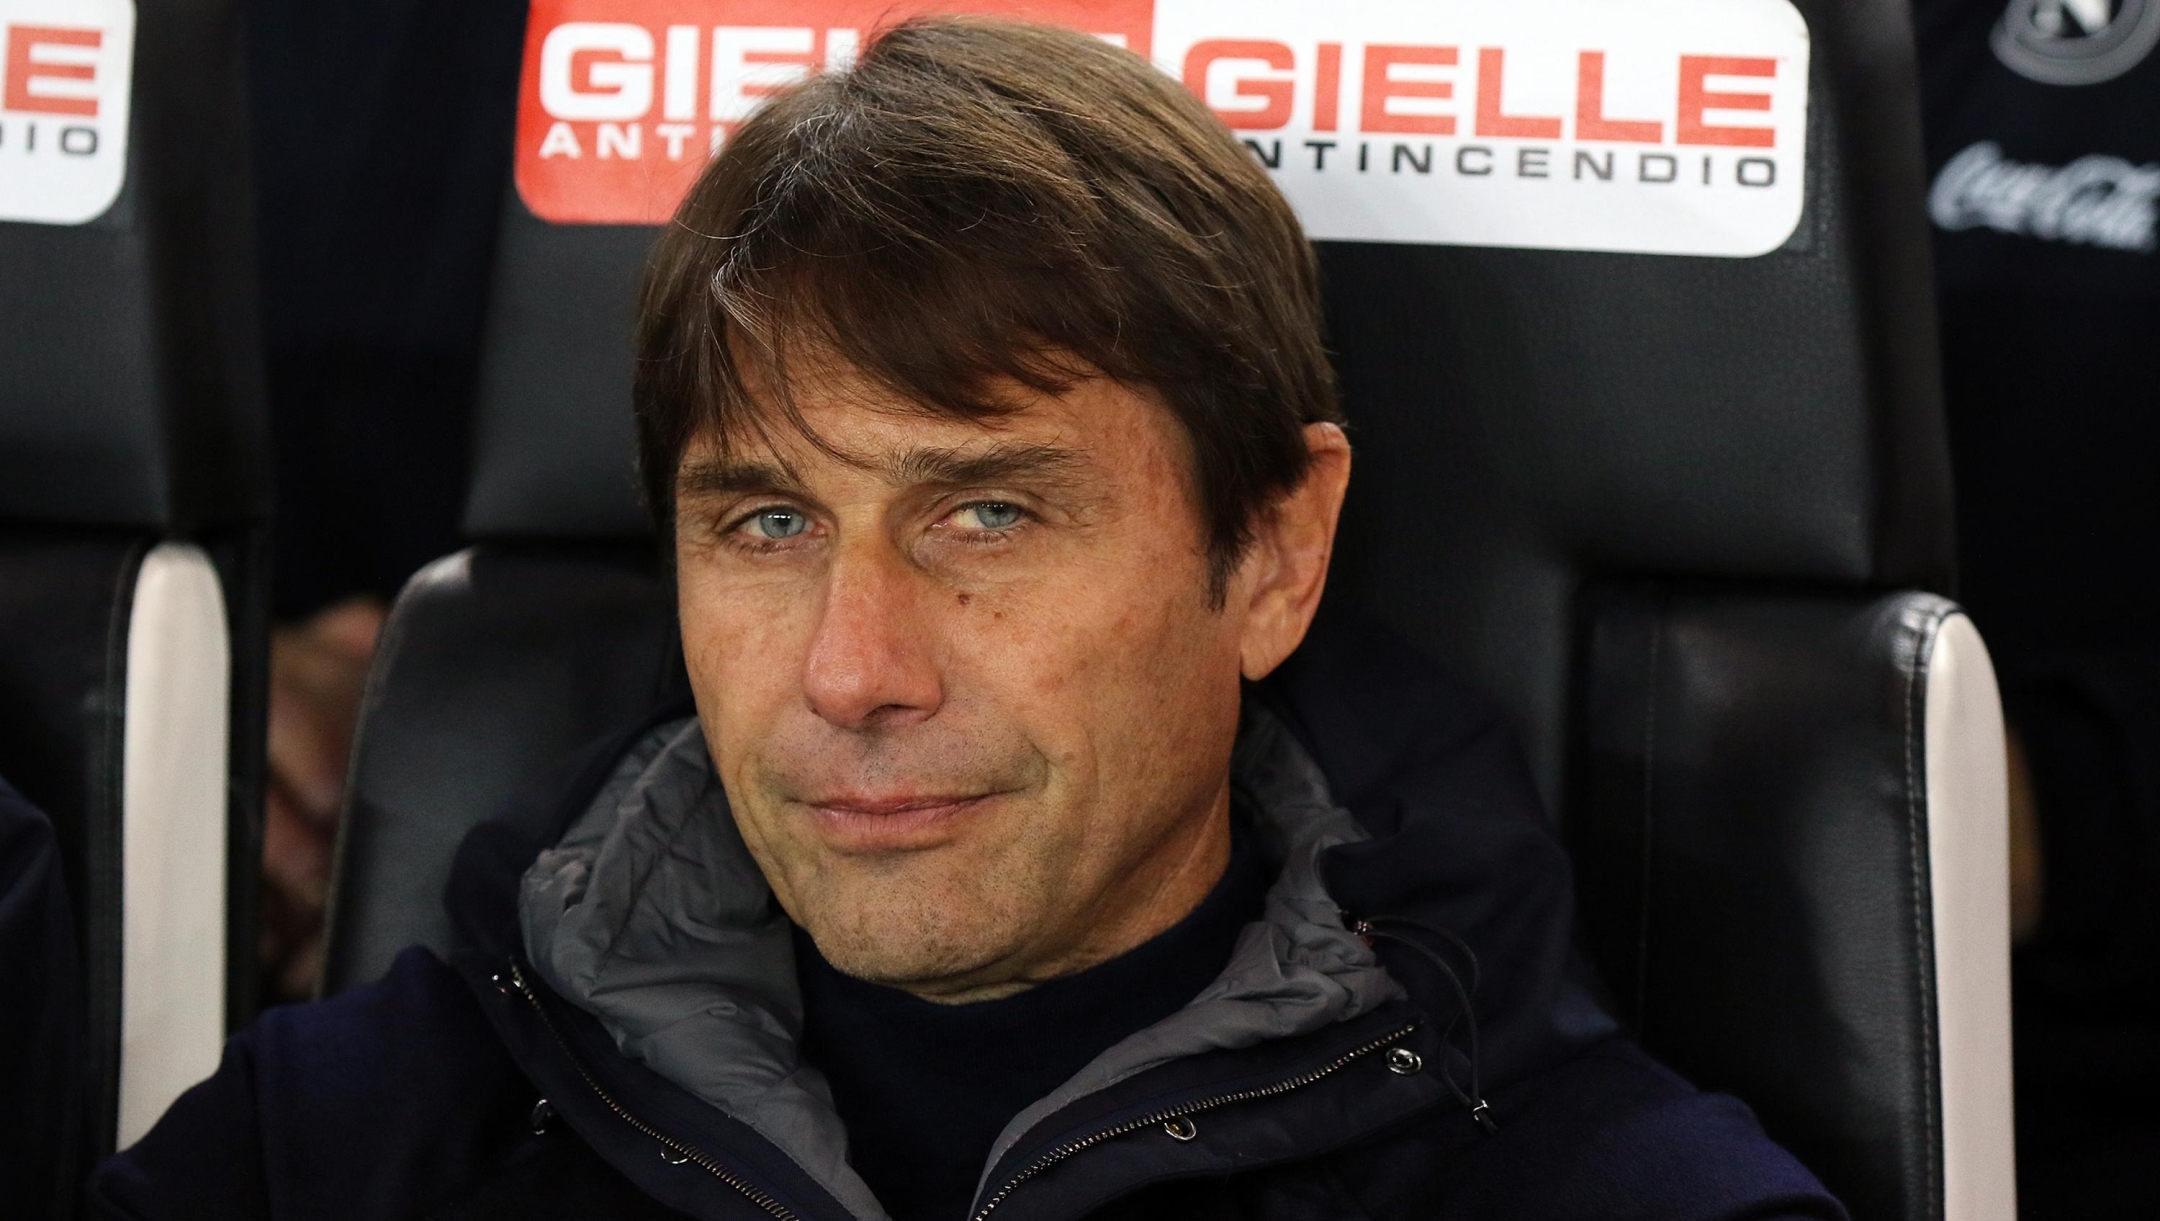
top-left (2009, 727), bottom-right (2043, 945)
top-left (243, 0), bottom-right (525, 1005)
top-left (260, 596), bottom-right (384, 1002)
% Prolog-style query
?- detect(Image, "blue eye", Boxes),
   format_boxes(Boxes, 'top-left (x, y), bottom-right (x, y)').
top-left (743, 508), bottom-right (809, 540)
top-left (959, 502), bottom-right (1023, 530)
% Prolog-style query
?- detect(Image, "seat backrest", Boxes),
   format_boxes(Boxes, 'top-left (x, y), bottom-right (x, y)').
top-left (329, 4), bottom-right (2012, 1219)
top-left (0, 1), bottom-right (267, 1207)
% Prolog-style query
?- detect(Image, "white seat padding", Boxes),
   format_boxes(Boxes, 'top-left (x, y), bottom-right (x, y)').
top-left (1924, 613), bottom-right (2016, 1221)
top-left (116, 543), bottom-right (230, 1148)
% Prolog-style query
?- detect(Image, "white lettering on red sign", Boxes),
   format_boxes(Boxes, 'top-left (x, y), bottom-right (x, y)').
top-left (515, 1), bottom-right (1151, 224)
top-left (514, 0), bottom-right (1809, 257)
top-left (0, 0), bottom-right (134, 225)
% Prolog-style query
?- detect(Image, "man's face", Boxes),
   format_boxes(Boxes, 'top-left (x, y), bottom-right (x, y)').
top-left (674, 368), bottom-right (1276, 998)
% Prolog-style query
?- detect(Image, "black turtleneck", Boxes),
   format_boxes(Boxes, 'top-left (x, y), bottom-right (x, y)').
top-left (793, 819), bottom-right (1269, 1221)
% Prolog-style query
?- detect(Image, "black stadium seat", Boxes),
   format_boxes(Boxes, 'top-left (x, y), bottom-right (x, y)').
top-left (0, 0), bottom-right (267, 1215)
top-left (324, 3), bottom-right (2014, 1217)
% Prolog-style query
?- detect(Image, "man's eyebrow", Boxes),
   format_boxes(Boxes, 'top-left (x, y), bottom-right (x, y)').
top-left (677, 443), bottom-right (1089, 499)
top-left (884, 441), bottom-right (1087, 489)
top-left (675, 457), bottom-right (804, 499)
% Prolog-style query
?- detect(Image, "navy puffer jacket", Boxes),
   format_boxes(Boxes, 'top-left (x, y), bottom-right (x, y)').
top-left (87, 615), bottom-right (1845, 1221)
top-left (3, 777), bottom-right (83, 1220)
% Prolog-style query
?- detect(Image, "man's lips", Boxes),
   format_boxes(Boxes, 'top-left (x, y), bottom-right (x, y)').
top-left (799, 792), bottom-right (1000, 851)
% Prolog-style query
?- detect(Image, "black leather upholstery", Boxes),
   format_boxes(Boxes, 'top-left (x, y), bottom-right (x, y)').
top-left (329, 2), bottom-right (1975, 1218)
top-left (0, 1), bottom-right (268, 532)
top-left (463, 219), bottom-right (655, 539)
top-left (1577, 587), bottom-right (1961, 1221)
top-left (322, 546), bottom-right (676, 991)
top-left (1319, 0), bottom-right (1950, 812)
top-left (0, 532), bottom-right (142, 1193)
top-left (0, 0), bottom-right (266, 1207)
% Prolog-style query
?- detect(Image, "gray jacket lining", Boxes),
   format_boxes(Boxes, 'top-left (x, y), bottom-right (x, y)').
top-left (518, 705), bottom-right (1403, 1220)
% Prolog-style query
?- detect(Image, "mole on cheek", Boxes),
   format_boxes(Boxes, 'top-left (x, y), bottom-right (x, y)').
top-left (957, 592), bottom-right (973, 607)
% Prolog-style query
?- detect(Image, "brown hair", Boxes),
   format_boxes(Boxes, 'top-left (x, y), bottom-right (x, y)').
top-left (633, 16), bottom-right (1342, 595)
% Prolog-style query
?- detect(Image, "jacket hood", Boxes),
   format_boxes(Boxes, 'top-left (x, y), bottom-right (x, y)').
top-left (441, 604), bottom-right (1620, 1220)
top-left (515, 706), bottom-right (1404, 1219)
top-left (1258, 607), bottom-right (1623, 1087)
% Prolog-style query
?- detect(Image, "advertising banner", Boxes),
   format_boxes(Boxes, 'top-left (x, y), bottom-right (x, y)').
top-left (0, 0), bottom-right (134, 225)
top-left (515, 0), bottom-right (1810, 257)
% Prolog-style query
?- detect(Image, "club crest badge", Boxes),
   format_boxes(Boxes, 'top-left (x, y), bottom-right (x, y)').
top-left (1993, 0), bottom-right (2160, 86)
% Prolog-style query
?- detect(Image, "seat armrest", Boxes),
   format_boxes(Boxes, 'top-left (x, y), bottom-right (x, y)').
top-left (1575, 586), bottom-right (2014, 1221)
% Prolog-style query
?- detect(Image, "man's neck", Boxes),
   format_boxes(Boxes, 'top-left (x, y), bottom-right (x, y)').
top-left (793, 815), bottom-right (1267, 1221)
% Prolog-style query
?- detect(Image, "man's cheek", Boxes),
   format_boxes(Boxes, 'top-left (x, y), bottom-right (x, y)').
top-left (695, 592), bottom-right (814, 701)
top-left (736, 794), bottom-right (834, 895)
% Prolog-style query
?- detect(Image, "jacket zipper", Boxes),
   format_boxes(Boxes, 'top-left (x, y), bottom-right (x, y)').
top-left (509, 957), bottom-right (1415, 1221)
top-left (502, 961), bottom-right (802, 1221)
top-left (967, 1019), bottom-right (1423, 1221)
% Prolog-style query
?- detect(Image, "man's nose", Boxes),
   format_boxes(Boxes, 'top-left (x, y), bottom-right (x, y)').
top-left (801, 538), bottom-right (944, 730)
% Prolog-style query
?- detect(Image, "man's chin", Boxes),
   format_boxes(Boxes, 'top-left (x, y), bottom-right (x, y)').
top-left (796, 887), bottom-right (1028, 995)
top-left (808, 931), bottom-right (1014, 996)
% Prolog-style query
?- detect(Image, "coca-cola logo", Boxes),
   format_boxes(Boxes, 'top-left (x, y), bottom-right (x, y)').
top-left (1931, 140), bottom-right (2160, 252)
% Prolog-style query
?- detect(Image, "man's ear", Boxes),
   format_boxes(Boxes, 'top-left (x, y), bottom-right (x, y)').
top-left (1235, 423), bottom-right (1351, 681)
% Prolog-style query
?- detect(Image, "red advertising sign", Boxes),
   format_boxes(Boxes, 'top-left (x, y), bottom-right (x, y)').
top-left (514, 0), bottom-right (1812, 257)
top-left (516, 0), bottom-right (1153, 224)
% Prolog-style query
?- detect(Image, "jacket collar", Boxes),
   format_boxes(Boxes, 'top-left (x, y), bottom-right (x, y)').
top-left (441, 606), bottom-right (1618, 1220)
top-left (512, 704), bottom-right (1406, 1220)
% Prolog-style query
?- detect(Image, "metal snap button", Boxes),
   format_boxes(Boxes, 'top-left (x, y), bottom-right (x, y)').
top-left (1162, 1117), bottom-right (1198, 1142)
top-left (529, 1098), bottom-right (554, 1134)
top-left (1385, 1046), bottom-right (1424, 1076)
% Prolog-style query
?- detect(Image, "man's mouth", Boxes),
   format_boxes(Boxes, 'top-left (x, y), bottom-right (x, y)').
top-left (801, 792), bottom-right (1000, 852)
